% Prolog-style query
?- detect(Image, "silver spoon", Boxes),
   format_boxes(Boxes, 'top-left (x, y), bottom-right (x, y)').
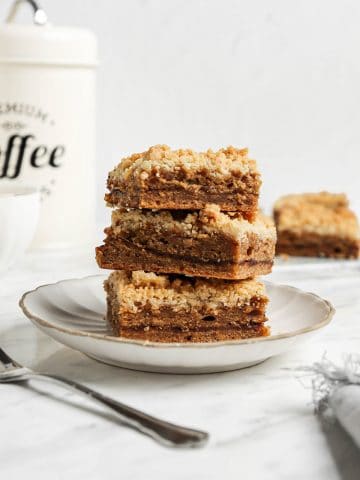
top-left (0, 347), bottom-right (208, 448)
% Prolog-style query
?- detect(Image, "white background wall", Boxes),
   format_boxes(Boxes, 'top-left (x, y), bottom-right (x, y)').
top-left (2, 0), bottom-right (360, 224)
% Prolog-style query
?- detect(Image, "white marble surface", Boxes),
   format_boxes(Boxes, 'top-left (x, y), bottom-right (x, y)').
top-left (1, 251), bottom-right (360, 479)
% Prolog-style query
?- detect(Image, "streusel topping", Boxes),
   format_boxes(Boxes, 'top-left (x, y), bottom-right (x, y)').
top-left (274, 192), bottom-right (348, 210)
top-left (111, 204), bottom-right (276, 242)
top-left (108, 145), bottom-right (258, 182)
top-left (107, 270), bottom-right (267, 313)
top-left (275, 192), bottom-right (360, 239)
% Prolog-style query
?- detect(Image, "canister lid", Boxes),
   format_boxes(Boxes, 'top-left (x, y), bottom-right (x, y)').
top-left (0, 23), bottom-right (98, 67)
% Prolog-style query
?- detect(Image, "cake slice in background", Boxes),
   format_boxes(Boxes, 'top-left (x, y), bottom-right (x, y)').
top-left (105, 144), bottom-right (261, 219)
top-left (274, 192), bottom-right (360, 259)
top-left (104, 270), bottom-right (269, 343)
top-left (96, 204), bottom-right (276, 280)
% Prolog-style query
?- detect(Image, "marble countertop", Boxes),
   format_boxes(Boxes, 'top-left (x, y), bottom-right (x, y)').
top-left (1, 250), bottom-right (360, 479)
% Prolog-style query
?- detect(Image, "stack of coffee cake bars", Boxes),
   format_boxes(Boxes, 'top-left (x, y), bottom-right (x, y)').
top-left (96, 145), bottom-right (276, 342)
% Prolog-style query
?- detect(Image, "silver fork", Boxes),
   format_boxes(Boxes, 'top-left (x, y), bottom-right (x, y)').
top-left (0, 347), bottom-right (208, 448)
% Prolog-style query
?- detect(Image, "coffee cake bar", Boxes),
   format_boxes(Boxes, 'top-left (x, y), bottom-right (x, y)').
top-left (96, 204), bottom-right (276, 280)
top-left (274, 192), bottom-right (360, 258)
top-left (105, 270), bottom-right (269, 342)
top-left (106, 145), bottom-right (261, 218)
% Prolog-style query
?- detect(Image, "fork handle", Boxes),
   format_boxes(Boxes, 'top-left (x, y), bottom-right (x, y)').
top-left (28, 372), bottom-right (208, 448)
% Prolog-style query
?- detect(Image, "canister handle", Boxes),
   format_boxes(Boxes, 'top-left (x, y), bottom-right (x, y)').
top-left (6, 0), bottom-right (48, 26)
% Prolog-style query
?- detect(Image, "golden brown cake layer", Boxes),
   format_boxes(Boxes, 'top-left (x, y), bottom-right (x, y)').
top-left (96, 205), bottom-right (276, 280)
top-left (106, 145), bottom-right (261, 217)
top-left (105, 271), bottom-right (269, 343)
top-left (274, 192), bottom-right (360, 259)
top-left (276, 232), bottom-right (360, 258)
top-left (97, 238), bottom-right (273, 280)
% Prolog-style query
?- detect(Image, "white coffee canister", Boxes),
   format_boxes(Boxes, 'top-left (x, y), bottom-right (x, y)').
top-left (0, 1), bottom-right (97, 248)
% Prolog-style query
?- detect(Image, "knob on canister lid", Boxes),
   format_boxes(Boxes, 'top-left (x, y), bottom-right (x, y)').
top-left (0, 0), bottom-right (97, 67)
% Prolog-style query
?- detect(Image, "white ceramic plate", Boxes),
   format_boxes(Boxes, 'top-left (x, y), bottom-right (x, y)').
top-left (19, 275), bottom-right (335, 374)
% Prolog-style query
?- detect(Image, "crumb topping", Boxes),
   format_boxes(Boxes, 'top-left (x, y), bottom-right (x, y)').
top-left (111, 204), bottom-right (276, 242)
top-left (106, 270), bottom-right (267, 313)
top-left (274, 192), bottom-right (360, 239)
top-left (108, 144), bottom-right (258, 183)
top-left (274, 192), bottom-right (348, 210)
